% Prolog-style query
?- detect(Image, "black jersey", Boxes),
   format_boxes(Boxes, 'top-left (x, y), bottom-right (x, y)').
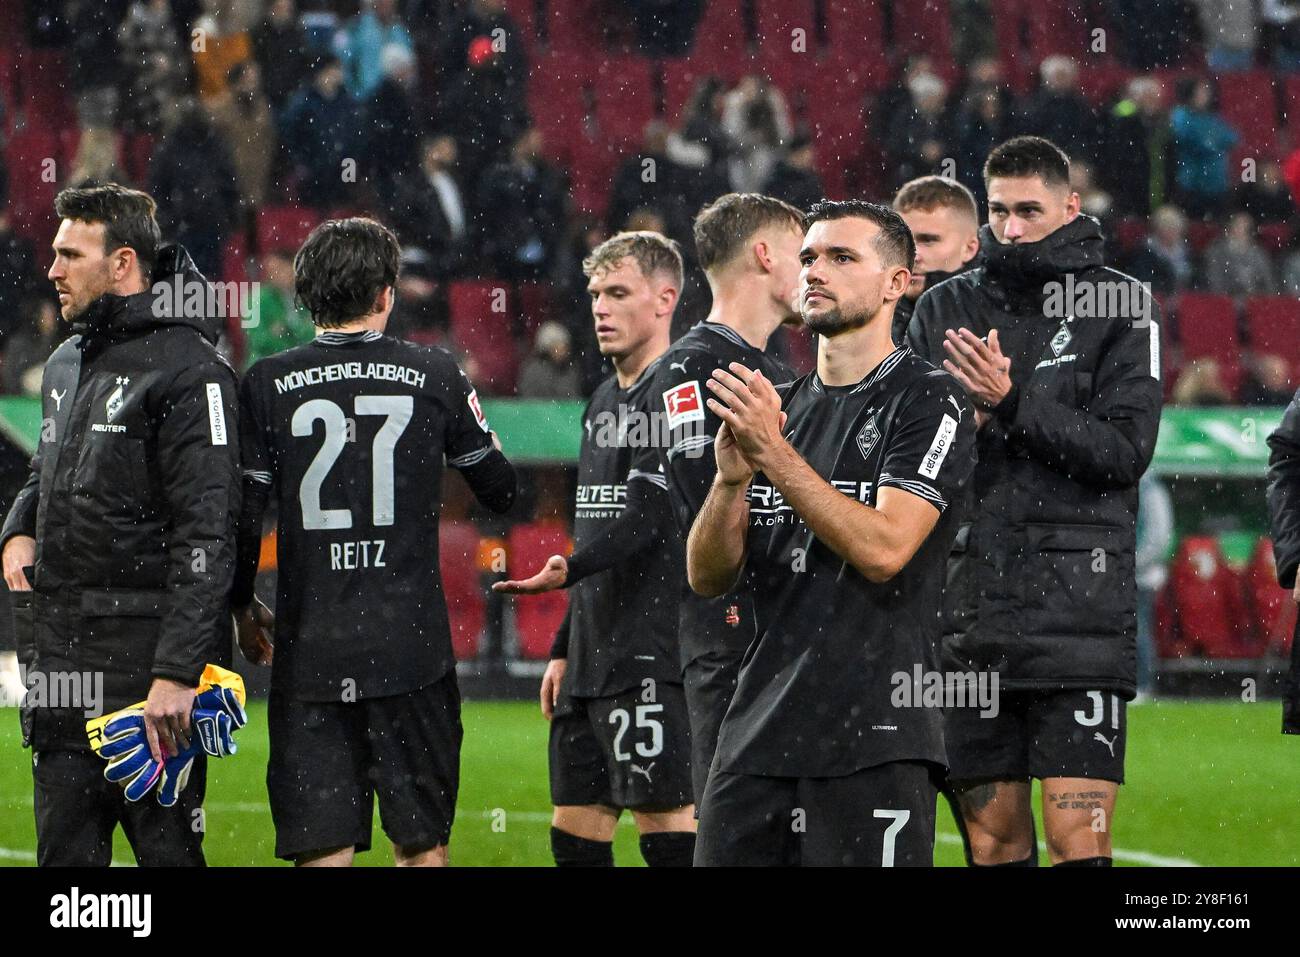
top-left (714, 346), bottom-right (978, 777)
top-left (644, 321), bottom-right (794, 664)
top-left (565, 361), bottom-right (681, 698)
top-left (239, 330), bottom-right (504, 701)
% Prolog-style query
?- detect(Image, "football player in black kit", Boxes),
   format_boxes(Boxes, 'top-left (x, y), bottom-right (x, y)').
top-left (642, 193), bottom-right (804, 806)
top-left (494, 232), bottom-right (695, 866)
top-left (231, 219), bottom-right (517, 866)
top-left (688, 201), bottom-right (977, 866)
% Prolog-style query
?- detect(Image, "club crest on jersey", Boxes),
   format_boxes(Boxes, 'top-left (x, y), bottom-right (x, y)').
top-left (467, 388), bottom-right (489, 433)
top-left (105, 376), bottom-right (129, 422)
top-left (1050, 321), bottom-right (1073, 357)
top-left (856, 414), bottom-right (880, 459)
top-left (662, 381), bottom-right (704, 430)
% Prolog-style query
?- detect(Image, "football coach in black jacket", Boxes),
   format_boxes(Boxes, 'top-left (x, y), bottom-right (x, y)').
top-left (908, 137), bottom-right (1162, 867)
top-left (0, 185), bottom-right (240, 866)
top-left (1265, 396), bottom-right (1300, 736)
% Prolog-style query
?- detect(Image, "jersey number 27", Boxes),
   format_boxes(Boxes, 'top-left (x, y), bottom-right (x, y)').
top-left (292, 395), bottom-right (413, 530)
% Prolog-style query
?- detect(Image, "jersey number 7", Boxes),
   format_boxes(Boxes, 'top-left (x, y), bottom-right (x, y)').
top-left (292, 395), bottom-right (414, 530)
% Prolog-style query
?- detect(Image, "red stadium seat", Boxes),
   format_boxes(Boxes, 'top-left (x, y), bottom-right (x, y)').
top-left (1158, 536), bottom-right (1251, 658)
top-left (1077, 62), bottom-right (1133, 106)
top-left (1285, 74), bottom-right (1300, 126)
top-left (822, 0), bottom-right (884, 59)
top-left (13, 47), bottom-right (75, 130)
top-left (256, 206), bottom-right (321, 254)
top-left (0, 48), bottom-right (16, 133)
top-left (1216, 70), bottom-right (1278, 157)
top-left (1113, 217), bottom-right (1148, 254)
top-left (4, 127), bottom-right (61, 243)
top-left (545, 0), bottom-right (607, 53)
top-left (1185, 220), bottom-right (1220, 254)
top-left (507, 520), bottom-right (572, 659)
top-left (440, 519), bottom-right (485, 661)
top-left (447, 280), bottom-right (520, 394)
top-left (661, 53), bottom-right (747, 123)
top-left (1175, 292), bottom-right (1242, 395)
top-left (1244, 537), bottom-right (1296, 656)
top-left (1245, 296), bottom-right (1300, 374)
top-left (1175, 292), bottom-right (1239, 363)
top-left (754, 0), bottom-right (816, 83)
top-left (527, 52), bottom-right (592, 161)
top-left (686, 0), bottom-right (748, 61)
top-left (515, 280), bottom-right (556, 335)
top-left (888, 0), bottom-right (955, 78)
top-left (590, 56), bottom-right (657, 150)
top-left (1025, 0), bottom-right (1091, 61)
top-left (1257, 221), bottom-right (1293, 253)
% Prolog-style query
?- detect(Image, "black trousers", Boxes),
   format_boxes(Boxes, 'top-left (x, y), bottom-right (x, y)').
top-left (32, 748), bottom-right (207, 866)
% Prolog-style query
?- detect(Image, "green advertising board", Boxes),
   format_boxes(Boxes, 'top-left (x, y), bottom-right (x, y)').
top-left (0, 396), bottom-right (1286, 476)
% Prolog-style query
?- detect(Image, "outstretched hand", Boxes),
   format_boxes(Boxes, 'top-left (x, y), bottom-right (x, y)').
top-left (493, 555), bottom-right (568, 595)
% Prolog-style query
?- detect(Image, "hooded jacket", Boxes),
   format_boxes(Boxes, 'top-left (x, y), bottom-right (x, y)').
top-left (1264, 392), bottom-right (1300, 734)
top-left (907, 216), bottom-right (1163, 697)
top-left (1, 245), bottom-right (240, 748)
top-left (891, 259), bottom-right (980, 347)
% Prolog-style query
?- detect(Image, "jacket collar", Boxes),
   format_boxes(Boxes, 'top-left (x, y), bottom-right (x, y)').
top-left (979, 214), bottom-right (1106, 302)
top-left (73, 243), bottom-right (222, 345)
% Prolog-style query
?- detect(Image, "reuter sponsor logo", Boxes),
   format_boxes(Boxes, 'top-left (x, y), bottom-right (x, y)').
top-left (576, 483), bottom-right (626, 517)
top-left (749, 480), bottom-right (873, 525)
top-left (662, 381), bottom-right (704, 429)
top-left (919, 414), bottom-right (957, 479)
top-left (50, 887), bottom-right (151, 937)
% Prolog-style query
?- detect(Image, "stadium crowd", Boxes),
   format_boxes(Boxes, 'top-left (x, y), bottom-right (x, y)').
top-left (0, 0), bottom-right (1299, 404)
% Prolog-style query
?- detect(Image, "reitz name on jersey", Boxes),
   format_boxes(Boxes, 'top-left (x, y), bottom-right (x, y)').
top-left (237, 330), bottom-right (509, 702)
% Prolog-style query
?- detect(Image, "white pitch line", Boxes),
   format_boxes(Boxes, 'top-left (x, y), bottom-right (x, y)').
top-left (0, 807), bottom-right (1203, 867)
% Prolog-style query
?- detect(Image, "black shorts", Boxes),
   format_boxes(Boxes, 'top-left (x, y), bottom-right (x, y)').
top-left (549, 683), bottom-right (693, 811)
top-left (695, 760), bottom-right (941, 867)
top-left (682, 650), bottom-right (743, 807)
top-left (944, 688), bottom-right (1128, 785)
top-left (267, 673), bottom-right (462, 861)
top-left (32, 748), bottom-right (206, 866)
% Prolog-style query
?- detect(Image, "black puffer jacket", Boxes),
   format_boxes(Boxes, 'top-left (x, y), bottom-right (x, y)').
top-left (1264, 392), bottom-right (1300, 734)
top-left (907, 216), bottom-right (1163, 697)
top-left (1, 245), bottom-right (240, 748)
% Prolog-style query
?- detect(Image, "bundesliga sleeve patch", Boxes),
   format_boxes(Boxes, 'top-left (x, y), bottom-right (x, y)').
top-left (205, 382), bottom-right (228, 446)
top-left (467, 388), bottom-right (490, 432)
top-left (919, 413), bottom-right (958, 479)
top-left (662, 381), bottom-right (705, 430)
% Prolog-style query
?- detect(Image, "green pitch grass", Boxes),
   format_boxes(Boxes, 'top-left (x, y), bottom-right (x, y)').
top-left (0, 698), bottom-right (1295, 866)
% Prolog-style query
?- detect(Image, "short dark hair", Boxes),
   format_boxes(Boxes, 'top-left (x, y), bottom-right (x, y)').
top-left (983, 135), bottom-right (1071, 187)
top-left (54, 183), bottom-right (161, 276)
top-left (892, 175), bottom-right (979, 225)
top-left (693, 192), bottom-right (806, 273)
top-left (803, 199), bottom-right (915, 271)
top-left (293, 217), bottom-right (401, 328)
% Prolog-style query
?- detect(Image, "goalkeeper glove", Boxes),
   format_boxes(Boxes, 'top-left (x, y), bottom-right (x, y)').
top-left (86, 665), bottom-right (249, 805)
